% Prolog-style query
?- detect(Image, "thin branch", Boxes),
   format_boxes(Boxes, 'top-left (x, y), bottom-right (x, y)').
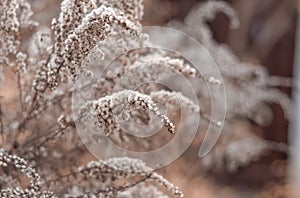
top-left (0, 97), bottom-right (5, 147)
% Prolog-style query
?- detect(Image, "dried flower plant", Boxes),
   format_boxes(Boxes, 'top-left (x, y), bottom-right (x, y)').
top-left (167, 0), bottom-right (291, 172)
top-left (81, 90), bottom-right (176, 136)
top-left (0, 0), bottom-right (186, 197)
top-left (0, 0), bottom-right (293, 197)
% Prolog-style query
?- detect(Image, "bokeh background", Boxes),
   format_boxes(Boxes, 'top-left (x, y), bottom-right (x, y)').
top-left (143, 1), bottom-right (298, 197)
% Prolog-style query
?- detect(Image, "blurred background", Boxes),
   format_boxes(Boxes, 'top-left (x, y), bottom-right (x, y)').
top-left (146, 0), bottom-right (298, 197)
top-left (22, 0), bottom-right (300, 197)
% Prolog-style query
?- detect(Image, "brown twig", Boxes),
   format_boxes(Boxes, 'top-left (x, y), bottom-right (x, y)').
top-left (0, 97), bottom-right (5, 147)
